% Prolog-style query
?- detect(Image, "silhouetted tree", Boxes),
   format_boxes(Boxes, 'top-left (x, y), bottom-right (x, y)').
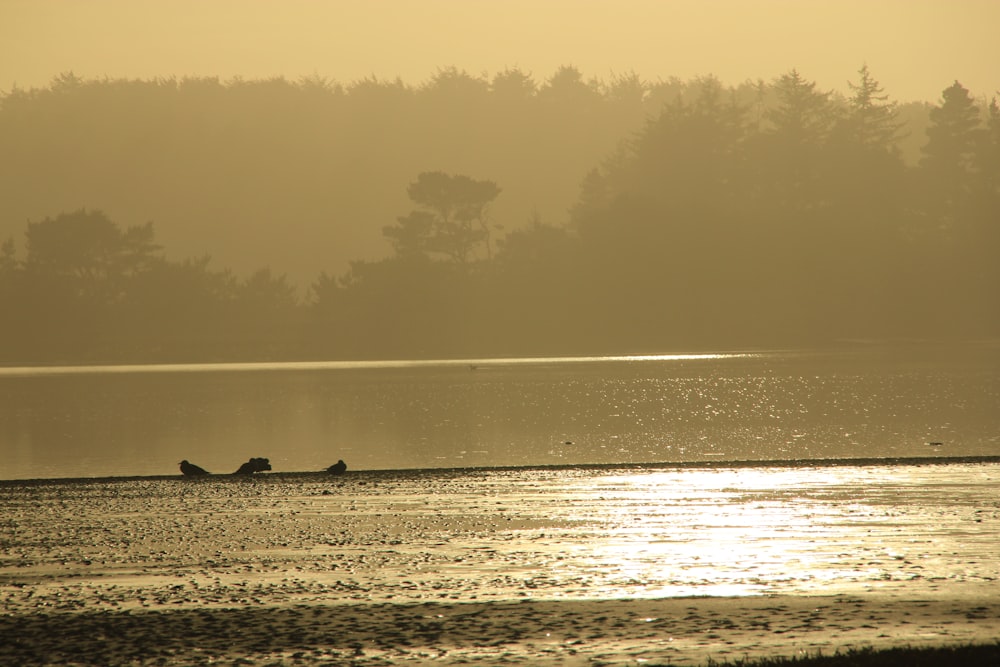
top-left (919, 80), bottom-right (984, 227)
top-left (421, 67), bottom-right (490, 101)
top-left (922, 81), bottom-right (982, 178)
top-left (226, 268), bottom-right (302, 357)
top-left (2, 68), bottom-right (997, 361)
top-left (538, 66), bottom-right (602, 108)
top-left (383, 172), bottom-right (502, 262)
top-left (490, 67), bottom-right (537, 101)
top-left (604, 71), bottom-right (647, 106)
top-left (239, 268), bottom-right (298, 311)
top-left (841, 64), bottom-right (904, 151)
top-left (24, 209), bottom-right (160, 304)
top-left (3, 67), bottom-right (950, 295)
top-left (113, 255), bottom-right (233, 358)
top-left (919, 88), bottom-right (1000, 330)
top-left (755, 70), bottom-right (838, 213)
top-left (489, 68), bottom-right (538, 131)
top-left (767, 69), bottom-right (836, 142)
top-left (632, 77), bottom-right (746, 204)
top-left (916, 81), bottom-right (986, 303)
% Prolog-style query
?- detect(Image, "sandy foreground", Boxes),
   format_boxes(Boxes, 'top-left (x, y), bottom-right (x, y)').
top-left (2, 464), bottom-right (999, 665)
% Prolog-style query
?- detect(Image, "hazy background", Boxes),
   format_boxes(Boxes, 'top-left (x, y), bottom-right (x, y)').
top-left (2, 0), bottom-right (998, 104)
top-left (1, 0), bottom-right (997, 362)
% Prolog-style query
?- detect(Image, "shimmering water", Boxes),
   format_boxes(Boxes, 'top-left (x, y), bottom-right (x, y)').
top-left (512, 463), bottom-right (1000, 598)
top-left (2, 346), bottom-right (998, 480)
top-left (3, 463), bottom-right (998, 606)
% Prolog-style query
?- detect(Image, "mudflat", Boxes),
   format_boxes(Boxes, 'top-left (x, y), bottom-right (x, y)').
top-left (2, 463), bottom-right (999, 665)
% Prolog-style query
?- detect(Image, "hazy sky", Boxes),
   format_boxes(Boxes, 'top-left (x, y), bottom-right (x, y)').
top-left (2, 0), bottom-right (997, 102)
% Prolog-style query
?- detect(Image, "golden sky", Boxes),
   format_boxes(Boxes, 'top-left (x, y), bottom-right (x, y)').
top-left (1, 0), bottom-right (997, 102)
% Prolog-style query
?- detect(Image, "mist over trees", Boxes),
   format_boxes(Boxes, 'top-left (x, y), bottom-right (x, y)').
top-left (0, 67), bottom-right (664, 287)
top-left (0, 67), bottom-right (997, 362)
top-left (0, 67), bottom-right (936, 286)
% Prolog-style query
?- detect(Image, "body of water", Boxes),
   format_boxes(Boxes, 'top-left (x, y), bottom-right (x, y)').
top-left (2, 345), bottom-right (998, 480)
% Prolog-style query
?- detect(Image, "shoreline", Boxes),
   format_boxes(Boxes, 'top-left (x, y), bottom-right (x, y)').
top-left (3, 454), bottom-right (999, 486)
top-left (4, 458), bottom-right (998, 665)
top-left (4, 593), bottom-right (999, 666)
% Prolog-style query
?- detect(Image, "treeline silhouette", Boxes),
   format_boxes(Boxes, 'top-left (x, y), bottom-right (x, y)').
top-left (0, 67), bottom-right (935, 288)
top-left (1, 68), bottom-right (997, 362)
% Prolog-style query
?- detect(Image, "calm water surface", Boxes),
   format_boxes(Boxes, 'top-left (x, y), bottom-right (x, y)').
top-left (2, 347), bottom-right (998, 480)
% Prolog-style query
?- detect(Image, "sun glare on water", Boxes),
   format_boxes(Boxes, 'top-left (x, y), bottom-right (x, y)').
top-left (0, 352), bottom-right (755, 377)
top-left (541, 467), bottom-right (909, 598)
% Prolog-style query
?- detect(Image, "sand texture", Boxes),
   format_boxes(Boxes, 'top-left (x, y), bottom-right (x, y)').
top-left (2, 463), bottom-right (999, 665)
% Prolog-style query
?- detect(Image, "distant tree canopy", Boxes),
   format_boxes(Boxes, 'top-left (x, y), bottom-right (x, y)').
top-left (24, 209), bottom-right (159, 302)
top-left (1, 210), bottom-right (301, 361)
top-left (383, 172), bottom-right (502, 262)
top-left (315, 73), bottom-right (998, 356)
top-left (0, 66), bottom-right (664, 287)
top-left (1, 69), bottom-right (997, 362)
top-left (0, 66), bottom-right (940, 288)
top-left (843, 64), bottom-right (905, 150)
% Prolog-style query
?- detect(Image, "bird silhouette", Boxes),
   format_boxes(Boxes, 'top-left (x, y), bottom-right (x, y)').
top-left (233, 457), bottom-right (272, 474)
top-left (327, 459), bottom-right (347, 475)
top-left (179, 460), bottom-right (209, 476)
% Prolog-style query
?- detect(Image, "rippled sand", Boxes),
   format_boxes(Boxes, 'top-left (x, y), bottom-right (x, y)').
top-left (2, 460), bottom-right (999, 665)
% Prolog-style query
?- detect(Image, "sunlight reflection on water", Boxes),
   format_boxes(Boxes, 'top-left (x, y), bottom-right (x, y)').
top-left (0, 353), bottom-right (751, 376)
top-left (477, 464), bottom-right (1000, 599)
top-left (3, 462), bottom-right (997, 610)
top-left (2, 348), bottom-right (997, 480)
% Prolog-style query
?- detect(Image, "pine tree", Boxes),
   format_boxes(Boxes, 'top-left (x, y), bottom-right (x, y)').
top-left (766, 69), bottom-right (835, 143)
top-left (845, 64), bottom-right (904, 151)
top-left (921, 81), bottom-right (982, 177)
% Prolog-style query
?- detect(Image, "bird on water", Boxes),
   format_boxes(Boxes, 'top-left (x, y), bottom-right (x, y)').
top-left (327, 459), bottom-right (347, 475)
top-left (179, 460), bottom-right (210, 476)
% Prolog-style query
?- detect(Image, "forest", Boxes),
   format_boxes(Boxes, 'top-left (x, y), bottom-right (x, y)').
top-left (0, 67), bottom-right (997, 362)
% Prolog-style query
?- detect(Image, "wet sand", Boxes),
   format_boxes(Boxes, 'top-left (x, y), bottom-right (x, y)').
top-left (2, 462), bottom-right (999, 665)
